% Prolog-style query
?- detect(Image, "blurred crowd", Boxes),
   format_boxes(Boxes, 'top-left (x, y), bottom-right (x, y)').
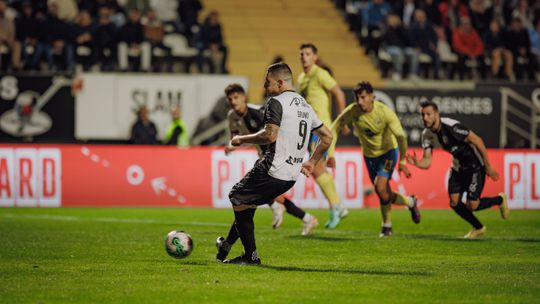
top-left (340, 0), bottom-right (540, 81)
top-left (0, 0), bottom-right (228, 73)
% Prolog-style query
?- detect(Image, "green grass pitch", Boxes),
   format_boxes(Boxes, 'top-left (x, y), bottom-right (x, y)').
top-left (1, 207), bottom-right (539, 303)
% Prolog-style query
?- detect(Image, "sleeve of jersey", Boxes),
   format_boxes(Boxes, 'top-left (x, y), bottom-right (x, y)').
top-left (451, 123), bottom-right (470, 142)
top-left (310, 109), bottom-right (323, 131)
top-left (328, 104), bottom-right (354, 157)
top-left (385, 107), bottom-right (408, 164)
top-left (264, 98), bottom-right (283, 126)
top-left (319, 69), bottom-right (338, 91)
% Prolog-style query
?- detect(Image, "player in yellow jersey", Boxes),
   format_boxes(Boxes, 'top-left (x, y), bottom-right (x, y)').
top-left (298, 43), bottom-right (350, 229)
top-left (329, 82), bottom-right (421, 237)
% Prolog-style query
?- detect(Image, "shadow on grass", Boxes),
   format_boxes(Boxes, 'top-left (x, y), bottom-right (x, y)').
top-left (260, 264), bottom-right (431, 276)
top-left (401, 234), bottom-right (540, 243)
top-left (285, 235), bottom-right (356, 242)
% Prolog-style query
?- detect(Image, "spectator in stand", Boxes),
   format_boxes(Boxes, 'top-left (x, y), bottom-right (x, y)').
top-left (93, 5), bottom-right (117, 71)
top-left (117, 8), bottom-right (151, 72)
top-left (505, 17), bottom-right (536, 80)
top-left (48, 0), bottom-right (78, 22)
top-left (452, 16), bottom-right (484, 79)
top-left (164, 106), bottom-right (189, 147)
top-left (512, 0), bottom-right (534, 28)
top-left (150, 0), bottom-right (179, 31)
top-left (418, 0), bottom-right (442, 27)
top-left (397, 0), bottom-right (416, 28)
top-left (439, 0), bottom-right (469, 38)
top-left (109, 1), bottom-right (126, 28)
top-left (468, 0), bottom-right (492, 36)
top-left (195, 10), bottom-right (228, 74)
top-left (12, 1), bottom-right (37, 71)
top-left (130, 106), bottom-right (159, 145)
top-left (488, 0), bottom-right (512, 28)
top-left (410, 9), bottom-right (441, 79)
top-left (483, 20), bottom-right (514, 80)
top-left (73, 9), bottom-right (96, 70)
top-left (33, 3), bottom-right (75, 72)
top-left (0, 0), bottom-right (15, 71)
top-left (143, 7), bottom-right (171, 71)
top-left (382, 14), bottom-right (419, 81)
top-left (178, 0), bottom-right (203, 45)
top-left (124, 0), bottom-right (150, 15)
top-left (362, 0), bottom-right (391, 54)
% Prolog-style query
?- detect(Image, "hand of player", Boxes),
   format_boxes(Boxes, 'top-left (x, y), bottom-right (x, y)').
top-left (224, 144), bottom-right (236, 155)
top-left (406, 152), bottom-right (418, 166)
top-left (398, 163), bottom-right (412, 178)
top-left (230, 135), bottom-right (242, 147)
top-left (301, 160), bottom-right (315, 177)
top-left (327, 157), bottom-right (336, 169)
top-left (341, 126), bottom-right (351, 136)
top-left (486, 166), bottom-right (499, 181)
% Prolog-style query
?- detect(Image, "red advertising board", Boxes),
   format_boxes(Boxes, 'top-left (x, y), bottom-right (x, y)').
top-left (0, 145), bottom-right (538, 209)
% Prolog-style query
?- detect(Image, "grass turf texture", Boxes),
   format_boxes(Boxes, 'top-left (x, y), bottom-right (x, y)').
top-left (1, 208), bottom-right (539, 303)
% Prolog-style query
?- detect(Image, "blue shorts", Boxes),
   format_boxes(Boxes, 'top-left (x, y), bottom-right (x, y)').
top-left (309, 133), bottom-right (329, 158)
top-left (364, 148), bottom-right (398, 183)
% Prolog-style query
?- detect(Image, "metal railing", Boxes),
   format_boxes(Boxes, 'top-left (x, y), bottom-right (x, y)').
top-left (499, 87), bottom-right (540, 148)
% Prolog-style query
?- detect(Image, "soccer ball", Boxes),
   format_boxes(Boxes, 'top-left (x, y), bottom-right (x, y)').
top-left (165, 231), bottom-right (193, 259)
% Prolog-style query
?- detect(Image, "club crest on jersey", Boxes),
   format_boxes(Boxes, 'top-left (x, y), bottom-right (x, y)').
top-left (442, 136), bottom-right (449, 144)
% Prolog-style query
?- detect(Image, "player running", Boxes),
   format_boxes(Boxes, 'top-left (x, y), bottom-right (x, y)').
top-left (407, 101), bottom-right (509, 238)
top-left (329, 81), bottom-right (420, 237)
top-left (298, 43), bottom-right (349, 229)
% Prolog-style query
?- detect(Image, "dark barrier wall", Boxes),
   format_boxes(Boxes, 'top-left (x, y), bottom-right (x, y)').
top-left (0, 75), bottom-right (75, 143)
top-left (339, 84), bottom-right (539, 148)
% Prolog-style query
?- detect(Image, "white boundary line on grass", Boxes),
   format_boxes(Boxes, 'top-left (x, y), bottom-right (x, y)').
top-left (0, 213), bottom-right (229, 227)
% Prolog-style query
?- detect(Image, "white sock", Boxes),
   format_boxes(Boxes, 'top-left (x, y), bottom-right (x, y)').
top-left (382, 223), bottom-right (392, 228)
top-left (406, 197), bottom-right (414, 208)
top-left (270, 202), bottom-right (281, 212)
top-left (302, 213), bottom-right (313, 223)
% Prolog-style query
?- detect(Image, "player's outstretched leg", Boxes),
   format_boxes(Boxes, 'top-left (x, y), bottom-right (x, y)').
top-left (475, 193), bottom-right (509, 220)
top-left (216, 221), bottom-right (238, 261)
top-left (275, 195), bottom-right (319, 235)
top-left (450, 200), bottom-right (486, 239)
top-left (379, 202), bottom-right (392, 237)
top-left (316, 171), bottom-right (348, 229)
top-left (392, 192), bottom-right (421, 224)
top-left (224, 208), bottom-right (261, 265)
top-left (269, 201), bottom-right (285, 229)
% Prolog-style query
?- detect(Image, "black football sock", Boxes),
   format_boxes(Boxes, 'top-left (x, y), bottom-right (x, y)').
top-left (476, 196), bottom-right (503, 211)
top-left (224, 221), bottom-right (239, 245)
top-left (234, 208), bottom-right (258, 261)
top-left (451, 203), bottom-right (484, 229)
top-left (284, 198), bottom-right (306, 220)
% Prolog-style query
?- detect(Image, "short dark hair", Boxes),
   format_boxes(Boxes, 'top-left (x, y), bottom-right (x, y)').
top-left (299, 43), bottom-right (318, 54)
top-left (353, 81), bottom-right (373, 95)
top-left (420, 100), bottom-right (439, 112)
top-left (224, 83), bottom-right (245, 96)
top-left (267, 62), bottom-right (293, 80)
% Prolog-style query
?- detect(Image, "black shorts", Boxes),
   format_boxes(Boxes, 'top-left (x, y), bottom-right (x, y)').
top-left (229, 166), bottom-right (296, 206)
top-left (447, 168), bottom-right (486, 201)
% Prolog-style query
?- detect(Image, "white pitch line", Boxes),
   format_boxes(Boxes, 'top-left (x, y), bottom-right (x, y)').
top-left (0, 213), bottom-right (229, 227)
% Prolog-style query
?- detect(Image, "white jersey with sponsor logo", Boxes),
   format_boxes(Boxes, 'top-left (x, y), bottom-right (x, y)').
top-left (256, 90), bottom-right (323, 181)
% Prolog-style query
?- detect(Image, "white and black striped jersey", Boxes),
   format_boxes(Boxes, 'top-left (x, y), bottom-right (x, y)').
top-left (255, 90), bottom-right (323, 181)
top-left (228, 104), bottom-right (267, 156)
top-left (421, 117), bottom-right (484, 172)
